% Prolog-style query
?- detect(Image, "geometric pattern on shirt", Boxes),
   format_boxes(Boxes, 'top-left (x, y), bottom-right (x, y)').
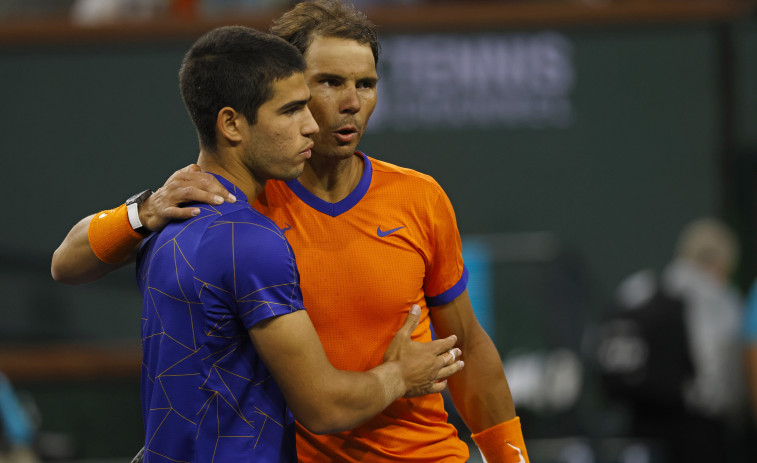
top-left (138, 199), bottom-right (301, 463)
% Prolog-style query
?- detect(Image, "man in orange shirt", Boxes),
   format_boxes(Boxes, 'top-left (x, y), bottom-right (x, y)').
top-left (52, 1), bottom-right (529, 461)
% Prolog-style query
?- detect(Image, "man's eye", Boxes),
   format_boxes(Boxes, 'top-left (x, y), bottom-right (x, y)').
top-left (322, 79), bottom-right (338, 87)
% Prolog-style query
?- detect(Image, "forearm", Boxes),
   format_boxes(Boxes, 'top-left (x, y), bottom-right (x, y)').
top-left (449, 329), bottom-right (530, 462)
top-left (430, 290), bottom-right (527, 462)
top-left (447, 329), bottom-right (515, 432)
top-left (252, 311), bottom-right (410, 435)
top-left (255, 308), bottom-right (459, 435)
top-left (298, 361), bottom-right (405, 434)
top-left (51, 214), bottom-right (136, 284)
top-left (51, 165), bottom-right (235, 285)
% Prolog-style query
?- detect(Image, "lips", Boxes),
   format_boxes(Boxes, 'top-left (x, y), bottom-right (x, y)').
top-left (333, 125), bottom-right (358, 144)
top-left (299, 142), bottom-right (314, 158)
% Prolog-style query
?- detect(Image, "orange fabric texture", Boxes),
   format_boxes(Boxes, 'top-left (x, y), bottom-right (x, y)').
top-left (471, 417), bottom-right (530, 463)
top-left (87, 204), bottom-right (143, 264)
top-left (254, 153), bottom-right (468, 462)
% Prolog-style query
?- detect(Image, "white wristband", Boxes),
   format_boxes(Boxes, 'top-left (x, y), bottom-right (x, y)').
top-left (126, 201), bottom-right (143, 231)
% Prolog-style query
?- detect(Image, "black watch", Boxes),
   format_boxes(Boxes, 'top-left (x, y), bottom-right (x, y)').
top-left (125, 189), bottom-right (154, 236)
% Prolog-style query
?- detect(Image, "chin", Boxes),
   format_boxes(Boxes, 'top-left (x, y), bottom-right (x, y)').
top-left (325, 145), bottom-right (358, 159)
top-left (282, 166), bottom-right (305, 180)
top-left (314, 138), bottom-right (359, 159)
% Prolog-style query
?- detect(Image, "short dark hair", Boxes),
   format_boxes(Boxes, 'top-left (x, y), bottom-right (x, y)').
top-left (270, 0), bottom-right (380, 65)
top-left (179, 26), bottom-right (306, 151)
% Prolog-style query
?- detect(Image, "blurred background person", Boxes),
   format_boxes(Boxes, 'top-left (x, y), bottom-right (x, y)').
top-left (597, 217), bottom-right (745, 462)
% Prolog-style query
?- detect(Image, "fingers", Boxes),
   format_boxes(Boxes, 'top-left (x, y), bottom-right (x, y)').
top-left (436, 358), bottom-right (465, 382)
top-left (404, 379), bottom-right (449, 398)
top-left (433, 348), bottom-right (463, 382)
top-left (162, 205), bottom-right (202, 220)
top-left (445, 348), bottom-right (461, 365)
top-left (398, 304), bottom-right (421, 336)
top-left (427, 334), bottom-right (458, 356)
top-left (177, 185), bottom-right (233, 207)
top-left (426, 379), bottom-right (448, 394)
top-left (163, 170), bottom-right (236, 205)
top-left (404, 347), bottom-right (463, 398)
top-left (178, 163), bottom-right (202, 174)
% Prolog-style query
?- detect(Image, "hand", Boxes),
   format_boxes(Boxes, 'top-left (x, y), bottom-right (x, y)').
top-left (139, 164), bottom-right (236, 232)
top-left (383, 305), bottom-right (464, 398)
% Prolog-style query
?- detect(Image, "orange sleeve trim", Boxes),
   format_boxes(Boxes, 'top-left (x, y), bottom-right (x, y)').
top-left (88, 204), bottom-right (144, 264)
top-left (471, 416), bottom-right (530, 463)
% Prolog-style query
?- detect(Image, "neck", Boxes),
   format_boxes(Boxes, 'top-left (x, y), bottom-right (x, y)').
top-left (297, 151), bottom-right (364, 203)
top-left (197, 150), bottom-right (264, 203)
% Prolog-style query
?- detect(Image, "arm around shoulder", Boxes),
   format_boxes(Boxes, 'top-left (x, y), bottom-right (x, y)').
top-left (51, 212), bottom-right (139, 285)
top-left (51, 164), bottom-right (233, 285)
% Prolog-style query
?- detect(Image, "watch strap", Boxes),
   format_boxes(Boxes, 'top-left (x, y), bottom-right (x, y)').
top-left (126, 201), bottom-right (144, 231)
top-left (125, 189), bottom-right (154, 236)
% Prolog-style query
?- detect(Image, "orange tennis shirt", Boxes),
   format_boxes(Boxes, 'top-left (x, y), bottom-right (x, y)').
top-left (254, 152), bottom-right (470, 462)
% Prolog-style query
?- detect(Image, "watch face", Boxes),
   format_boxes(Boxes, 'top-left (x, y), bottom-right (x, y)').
top-left (127, 189), bottom-right (153, 205)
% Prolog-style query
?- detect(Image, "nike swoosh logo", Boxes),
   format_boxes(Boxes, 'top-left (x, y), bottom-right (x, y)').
top-left (507, 443), bottom-right (526, 463)
top-left (377, 226), bottom-right (404, 237)
top-left (280, 223), bottom-right (291, 233)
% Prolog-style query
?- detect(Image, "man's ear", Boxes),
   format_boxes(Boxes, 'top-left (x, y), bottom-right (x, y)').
top-left (216, 107), bottom-right (245, 144)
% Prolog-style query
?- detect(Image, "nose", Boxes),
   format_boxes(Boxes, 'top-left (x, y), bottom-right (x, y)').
top-left (340, 86), bottom-right (360, 114)
top-left (301, 106), bottom-right (319, 136)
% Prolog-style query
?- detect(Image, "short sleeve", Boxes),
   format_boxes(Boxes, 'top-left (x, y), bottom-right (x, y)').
top-left (423, 184), bottom-right (467, 307)
top-left (194, 213), bottom-right (305, 329)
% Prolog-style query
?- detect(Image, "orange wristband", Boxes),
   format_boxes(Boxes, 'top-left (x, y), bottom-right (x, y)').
top-left (88, 204), bottom-right (144, 264)
top-left (471, 416), bottom-right (529, 463)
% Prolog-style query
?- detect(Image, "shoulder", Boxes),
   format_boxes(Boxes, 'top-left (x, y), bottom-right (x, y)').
top-left (369, 156), bottom-right (439, 185)
top-left (193, 203), bottom-right (296, 279)
top-left (256, 180), bottom-right (292, 212)
top-left (205, 202), bottom-right (288, 244)
top-left (208, 201), bottom-right (279, 227)
top-left (193, 203), bottom-right (291, 261)
top-left (367, 155), bottom-right (447, 199)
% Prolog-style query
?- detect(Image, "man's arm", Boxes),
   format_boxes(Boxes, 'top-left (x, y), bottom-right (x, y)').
top-left (429, 289), bottom-right (529, 462)
top-left (50, 213), bottom-right (132, 284)
top-left (251, 305), bottom-right (463, 434)
top-left (51, 164), bottom-right (233, 284)
top-left (430, 289), bottom-right (515, 430)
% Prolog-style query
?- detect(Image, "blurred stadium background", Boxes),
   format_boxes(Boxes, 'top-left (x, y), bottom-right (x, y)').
top-left (0, 0), bottom-right (756, 461)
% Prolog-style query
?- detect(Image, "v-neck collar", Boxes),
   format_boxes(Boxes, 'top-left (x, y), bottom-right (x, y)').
top-left (284, 152), bottom-right (372, 217)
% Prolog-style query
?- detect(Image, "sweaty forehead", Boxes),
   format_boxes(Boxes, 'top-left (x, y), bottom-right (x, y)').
top-left (304, 36), bottom-right (376, 76)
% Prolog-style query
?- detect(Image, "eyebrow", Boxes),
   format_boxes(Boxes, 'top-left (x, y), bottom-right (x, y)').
top-left (312, 72), bottom-right (342, 81)
top-left (313, 72), bottom-right (379, 84)
top-left (278, 95), bottom-right (311, 113)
